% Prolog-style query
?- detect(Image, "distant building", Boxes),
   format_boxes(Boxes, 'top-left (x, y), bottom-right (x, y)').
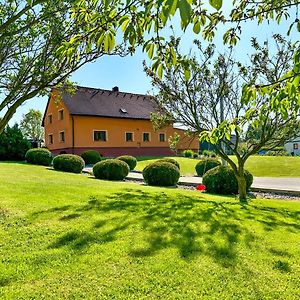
top-left (42, 86), bottom-right (199, 156)
top-left (284, 136), bottom-right (300, 156)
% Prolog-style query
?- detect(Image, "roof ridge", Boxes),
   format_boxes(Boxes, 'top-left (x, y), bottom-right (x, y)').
top-left (76, 85), bottom-right (151, 98)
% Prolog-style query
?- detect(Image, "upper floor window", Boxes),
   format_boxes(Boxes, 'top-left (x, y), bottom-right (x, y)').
top-left (159, 133), bottom-right (166, 142)
top-left (143, 132), bottom-right (150, 142)
top-left (48, 134), bottom-right (53, 144)
top-left (125, 132), bottom-right (134, 142)
top-left (94, 130), bottom-right (107, 142)
top-left (58, 109), bottom-right (64, 120)
top-left (48, 114), bottom-right (52, 124)
top-left (59, 131), bottom-right (65, 142)
top-left (293, 143), bottom-right (299, 150)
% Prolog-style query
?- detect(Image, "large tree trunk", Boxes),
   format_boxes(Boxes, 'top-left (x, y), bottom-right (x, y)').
top-left (236, 174), bottom-right (247, 202)
top-left (235, 162), bottom-right (247, 202)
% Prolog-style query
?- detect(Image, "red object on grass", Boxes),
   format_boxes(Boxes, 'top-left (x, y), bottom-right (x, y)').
top-left (196, 184), bottom-right (206, 191)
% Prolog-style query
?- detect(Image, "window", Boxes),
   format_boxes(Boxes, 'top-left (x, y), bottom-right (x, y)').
top-left (293, 143), bottom-right (299, 150)
top-left (48, 134), bottom-right (53, 144)
top-left (159, 133), bottom-right (166, 142)
top-left (58, 109), bottom-right (64, 120)
top-left (48, 114), bottom-right (52, 124)
top-left (94, 130), bottom-right (107, 141)
top-left (125, 132), bottom-right (134, 142)
top-left (143, 132), bottom-right (150, 142)
top-left (59, 131), bottom-right (65, 142)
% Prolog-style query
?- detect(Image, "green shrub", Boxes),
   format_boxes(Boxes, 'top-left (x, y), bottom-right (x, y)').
top-left (182, 149), bottom-right (194, 158)
top-left (81, 150), bottom-right (102, 165)
top-left (25, 148), bottom-right (52, 166)
top-left (0, 124), bottom-right (31, 161)
top-left (53, 154), bottom-right (85, 173)
top-left (193, 153), bottom-right (199, 158)
top-left (117, 155), bottom-right (137, 170)
top-left (202, 150), bottom-right (217, 157)
top-left (195, 158), bottom-right (221, 176)
top-left (143, 161), bottom-right (180, 186)
top-left (93, 159), bottom-right (129, 180)
top-left (203, 166), bottom-right (253, 195)
top-left (156, 158), bottom-right (180, 170)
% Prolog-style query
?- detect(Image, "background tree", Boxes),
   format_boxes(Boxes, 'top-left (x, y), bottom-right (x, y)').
top-left (1, 0), bottom-right (299, 134)
top-left (0, 124), bottom-right (31, 161)
top-left (20, 109), bottom-right (44, 147)
top-left (145, 35), bottom-right (300, 201)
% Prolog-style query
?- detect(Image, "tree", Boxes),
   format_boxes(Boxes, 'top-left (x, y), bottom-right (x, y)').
top-left (0, 124), bottom-right (31, 161)
top-left (1, 0), bottom-right (299, 134)
top-left (20, 109), bottom-right (44, 147)
top-left (145, 35), bottom-right (300, 202)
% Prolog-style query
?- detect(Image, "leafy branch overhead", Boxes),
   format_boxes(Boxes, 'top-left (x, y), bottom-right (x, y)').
top-left (1, 0), bottom-right (300, 134)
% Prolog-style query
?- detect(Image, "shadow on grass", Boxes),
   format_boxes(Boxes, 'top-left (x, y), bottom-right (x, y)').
top-left (30, 188), bottom-right (300, 267)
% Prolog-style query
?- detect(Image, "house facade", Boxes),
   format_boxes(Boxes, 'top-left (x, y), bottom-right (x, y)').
top-left (42, 86), bottom-right (199, 156)
top-left (284, 136), bottom-right (300, 156)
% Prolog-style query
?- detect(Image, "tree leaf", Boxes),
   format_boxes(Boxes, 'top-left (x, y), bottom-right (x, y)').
top-left (209, 0), bottom-right (222, 10)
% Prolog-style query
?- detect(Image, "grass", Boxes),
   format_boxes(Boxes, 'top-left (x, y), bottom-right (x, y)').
top-left (0, 162), bottom-right (300, 299)
top-left (136, 155), bottom-right (300, 177)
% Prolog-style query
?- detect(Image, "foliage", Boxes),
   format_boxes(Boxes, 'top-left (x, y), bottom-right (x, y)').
top-left (156, 158), bottom-right (180, 170)
top-left (168, 132), bottom-right (181, 155)
top-left (265, 149), bottom-right (290, 156)
top-left (195, 158), bottom-right (221, 177)
top-left (53, 154), bottom-right (84, 174)
top-left (143, 161), bottom-right (180, 186)
top-left (182, 149), bottom-right (194, 158)
top-left (146, 35), bottom-right (300, 201)
top-left (203, 166), bottom-right (253, 195)
top-left (20, 109), bottom-right (44, 146)
top-left (193, 153), bottom-right (199, 158)
top-left (25, 148), bottom-right (53, 166)
top-left (117, 155), bottom-right (137, 171)
top-left (202, 150), bottom-right (217, 158)
top-left (0, 124), bottom-right (31, 161)
top-left (80, 150), bottom-right (102, 165)
top-left (93, 159), bottom-right (129, 180)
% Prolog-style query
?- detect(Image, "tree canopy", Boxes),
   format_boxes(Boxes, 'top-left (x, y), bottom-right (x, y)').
top-left (146, 35), bottom-right (300, 201)
top-left (1, 0), bottom-right (299, 133)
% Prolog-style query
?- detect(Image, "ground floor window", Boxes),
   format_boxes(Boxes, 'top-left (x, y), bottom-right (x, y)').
top-left (94, 130), bottom-right (107, 141)
top-left (59, 131), bottom-right (65, 142)
top-left (126, 132), bottom-right (134, 142)
top-left (159, 133), bottom-right (166, 142)
top-left (293, 143), bottom-right (299, 150)
top-left (143, 132), bottom-right (150, 142)
top-left (48, 134), bottom-right (53, 144)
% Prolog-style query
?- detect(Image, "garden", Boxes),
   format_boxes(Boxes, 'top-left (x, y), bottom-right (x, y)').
top-left (0, 161), bottom-right (299, 299)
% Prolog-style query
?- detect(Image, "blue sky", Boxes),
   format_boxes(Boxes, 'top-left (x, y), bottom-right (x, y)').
top-left (9, 11), bottom-right (298, 125)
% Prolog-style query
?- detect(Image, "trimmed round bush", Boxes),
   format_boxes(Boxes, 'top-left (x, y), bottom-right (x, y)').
top-left (25, 148), bottom-right (53, 166)
top-left (53, 154), bottom-right (85, 173)
top-left (81, 150), bottom-right (101, 165)
top-left (93, 159), bottom-right (129, 180)
top-left (193, 153), bottom-right (199, 158)
top-left (203, 166), bottom-right (253, 195)
top-left (143, 161), bottom-right (180, 186)
top-left (117, 155), bottom-right (137, 171)
top-left (195, 158), bottom-right (221, 176)
top-left (157, 158), bottom-right (180, 170)
top-left (182, 149), bottom-right (194, 158)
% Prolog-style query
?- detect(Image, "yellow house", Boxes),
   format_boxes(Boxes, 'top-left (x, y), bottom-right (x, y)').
top-left (42, 86), bottom-right (199, 156)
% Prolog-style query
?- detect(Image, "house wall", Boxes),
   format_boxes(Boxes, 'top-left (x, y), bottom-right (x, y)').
top-left (284, 137), bottom-right (300, 156)
top-left (44, 93), bottom-right (73, 151)
top-left (44, 97), bottom-right (199, 156)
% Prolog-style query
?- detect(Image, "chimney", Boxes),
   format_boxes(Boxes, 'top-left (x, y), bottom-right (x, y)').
top-left (112, 86), bottom-right (119, 92)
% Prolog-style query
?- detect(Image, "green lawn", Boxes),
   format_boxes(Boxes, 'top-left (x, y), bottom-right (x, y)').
top-left (136, 156), bottom-right (300, 177)
top-left (0, 162), bottom-right (300, 299)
